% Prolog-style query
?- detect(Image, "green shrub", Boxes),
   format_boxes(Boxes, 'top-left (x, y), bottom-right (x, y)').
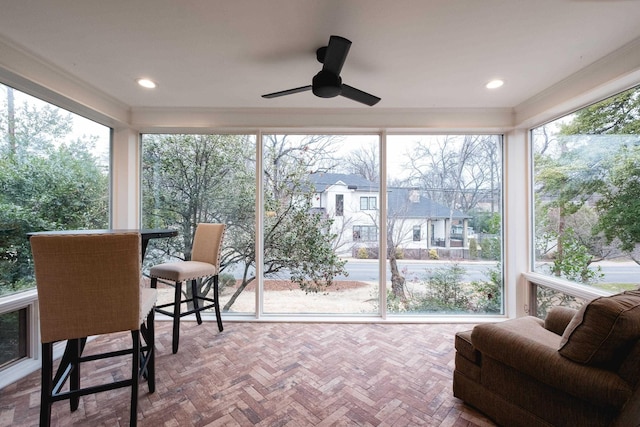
top-left (469, 238), bottom-right (478, 258)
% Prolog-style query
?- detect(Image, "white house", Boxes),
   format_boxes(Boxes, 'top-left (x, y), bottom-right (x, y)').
top-left (307, 173), bottom-right (472, 257)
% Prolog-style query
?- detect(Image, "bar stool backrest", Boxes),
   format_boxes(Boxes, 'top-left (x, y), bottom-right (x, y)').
top-left (191, 223), bottom-right (225, 267)
top-left (31, 232), bottom-right (141, 343)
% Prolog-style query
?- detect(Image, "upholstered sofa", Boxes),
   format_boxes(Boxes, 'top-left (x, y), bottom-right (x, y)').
top-left (453, 290), bottom-right (640, 427)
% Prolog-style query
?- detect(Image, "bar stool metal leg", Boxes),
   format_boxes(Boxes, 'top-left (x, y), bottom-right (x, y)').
top-left (213, 275), bottom-right (223, 332)
top-left (69, 338), bottom-right (81, 411)
top-left (40, 342), bottom-right (53, 427)
top-left (172, 282), bottom-right (182, 354)
top-left (130, 331), bottom-right (140, 427)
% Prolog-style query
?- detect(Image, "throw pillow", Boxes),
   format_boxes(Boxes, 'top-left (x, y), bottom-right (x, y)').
top-left (558, 290), bottom-right (640, 368)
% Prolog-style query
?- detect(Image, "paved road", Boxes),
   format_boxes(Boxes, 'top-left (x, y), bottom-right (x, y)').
top-left (227, 259), bottom-right (640, 284)
top-left (337, 259), bottom-right (640, 284)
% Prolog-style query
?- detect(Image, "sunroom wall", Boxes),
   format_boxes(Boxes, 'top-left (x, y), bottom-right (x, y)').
top-left (2, 32), bottom-right (640, 385)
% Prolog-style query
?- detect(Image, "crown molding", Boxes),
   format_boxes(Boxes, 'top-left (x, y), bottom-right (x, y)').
top-left (0, 36), bottom-right (130, 127)
top-left (130, 106), bottom-right (515, 133)
top-left (514, 36), bottom-right (640, 128)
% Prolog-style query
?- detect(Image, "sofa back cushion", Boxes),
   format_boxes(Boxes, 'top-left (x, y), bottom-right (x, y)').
top-left (559, 290), bottom-right (640, 369)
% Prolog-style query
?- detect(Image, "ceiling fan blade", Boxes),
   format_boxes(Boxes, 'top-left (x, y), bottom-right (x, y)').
top-left (341, 84), bottom-right (381, 106)
top-left (322, 35), bottom-right (351, 75)
top-left (262, 85), bottom-right (312, 98)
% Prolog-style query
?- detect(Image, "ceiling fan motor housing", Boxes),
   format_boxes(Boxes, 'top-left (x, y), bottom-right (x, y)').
top-left (262, 35), bottom-right (379, 105)
top-left (312, 70), bottom-right (342, 98)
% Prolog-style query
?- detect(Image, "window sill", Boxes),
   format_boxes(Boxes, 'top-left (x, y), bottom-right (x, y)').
top-left (522, 271), bottom-right (612, 301)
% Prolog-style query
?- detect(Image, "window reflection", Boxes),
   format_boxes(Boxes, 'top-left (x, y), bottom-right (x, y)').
top-left (532, 85), bottom-right (640, 297)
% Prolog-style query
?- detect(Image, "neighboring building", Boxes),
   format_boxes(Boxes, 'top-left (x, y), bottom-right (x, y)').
top-left (307, 173), bottom-right (472, 256)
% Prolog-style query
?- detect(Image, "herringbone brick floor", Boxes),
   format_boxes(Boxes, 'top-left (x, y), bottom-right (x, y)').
top-left (0, 321), bottom-right (496, 426)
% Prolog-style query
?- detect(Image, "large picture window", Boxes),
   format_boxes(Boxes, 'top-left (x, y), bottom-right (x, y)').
top-left (261, 134), bottom-right (379, 315)
top-left (532, 85), bottom-right (640, 315)
top-left (141, 134), bottom-right (257, 314)
top-left (140, 132), bottom-right (504, 317)
top-left (386, 135), bottom-right (503, 315)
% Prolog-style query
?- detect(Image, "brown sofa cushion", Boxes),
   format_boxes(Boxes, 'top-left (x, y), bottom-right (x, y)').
top-left (559, 290), bottom-right (640, 368)
top-left (544, 306), bottom-right (578, 336)
top-left (455, 330), bottom-right (479, 364)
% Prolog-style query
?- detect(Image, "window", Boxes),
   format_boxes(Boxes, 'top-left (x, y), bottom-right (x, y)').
top-left (0, 308), bottom-right (26, 368)
top-left (262, 134), bottom-right (379, 314)
top-left (531, 85), bottom-right (640, 310)
top-left (143, 133), bottom-right (383, 316)
top-left (141, 134), bottom-right (256, 314)
top-left (353, 225), bottom-right (378, 242)
top-left (335, 194), bottom-right (344, 216)
top-left (0, 83), bottom-right (110, 298)
top-left (386, 134), bottom-right (503, 315)
top-left (360, 196), bottom-right (376, 210)
top-left (140, 131), bottom-right (504, 318)
top-left (0, 82), bottom-right (110, 380)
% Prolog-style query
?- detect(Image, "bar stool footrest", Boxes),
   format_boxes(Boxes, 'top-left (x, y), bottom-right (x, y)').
top-left (155, 296), bottom-right (218, 318)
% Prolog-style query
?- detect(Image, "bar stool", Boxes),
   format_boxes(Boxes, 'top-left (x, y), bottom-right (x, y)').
top-left (150, 223), bottom-right (225, 354)
top-left (30, 232), bottom-right (156, 427)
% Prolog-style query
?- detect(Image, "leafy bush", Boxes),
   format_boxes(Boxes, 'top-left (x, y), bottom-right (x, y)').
top-left (412, 264), bottom-right (470, 311)
top-left (469, 238), bottom-right (478, 259)
top-left (481, 236), bottom-right (501, 261)
top-left (468, 264), bottom-right (502, 313)
top-left (385, 263), bottom-right (502, 314)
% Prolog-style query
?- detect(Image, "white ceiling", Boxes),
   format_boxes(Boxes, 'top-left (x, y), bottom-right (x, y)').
top-left (1, 0), bottom-right (640, 113)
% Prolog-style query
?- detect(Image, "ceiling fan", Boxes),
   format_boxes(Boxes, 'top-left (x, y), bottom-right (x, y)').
top-left (262, 35), bottom-right (381, 106)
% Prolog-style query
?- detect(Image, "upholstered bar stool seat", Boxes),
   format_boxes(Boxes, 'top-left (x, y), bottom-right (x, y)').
top-left (150, 223), bottom-right (225, 354)
top-left (151, 261), bottom-right (218, 283)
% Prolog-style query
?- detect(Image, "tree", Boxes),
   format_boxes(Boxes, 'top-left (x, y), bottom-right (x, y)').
top-left (142, 134), bottom-right (256, 309)
top-left (595, 145), bottom-right (640, 262)
top-left (334, 140), bottom-right (409, 299)
top-left (384, 197), bottom-right (410, 300)
top-left (533, 140), bottom-right (604, 279)
top-left (408, 135), bottom-right (500, 247)
top-left (560, 88), bottom-right (640, 135)
top-left (0, 85), bottom-right (108, 295)
top-left (556, 85), bottom-right (640, 267)
top-left (532, 84), bottom-right (640, 286)
top-left (341, 141), bottom-right (379, 182)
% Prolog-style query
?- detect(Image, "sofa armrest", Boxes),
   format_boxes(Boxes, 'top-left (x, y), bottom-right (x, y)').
top-left (544, 306), bottom-right (578, 336)
top-left (471, 317), bottom-right (632, 409)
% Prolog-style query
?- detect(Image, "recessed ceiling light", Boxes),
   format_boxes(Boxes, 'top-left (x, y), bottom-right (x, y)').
top-left (486, 79), bottom-right (504, 89)
top-left (137, 78), bottom-right (157, 89)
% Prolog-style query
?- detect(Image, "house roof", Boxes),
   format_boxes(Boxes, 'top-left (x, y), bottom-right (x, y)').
top-left (387, 188), bottom-right (470, 220)
top-left (307, 172), bottom-right (379, 192)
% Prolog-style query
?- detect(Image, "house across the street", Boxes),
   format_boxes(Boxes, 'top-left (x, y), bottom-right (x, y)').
top-left (307, 173), bottom-right (473, 258)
